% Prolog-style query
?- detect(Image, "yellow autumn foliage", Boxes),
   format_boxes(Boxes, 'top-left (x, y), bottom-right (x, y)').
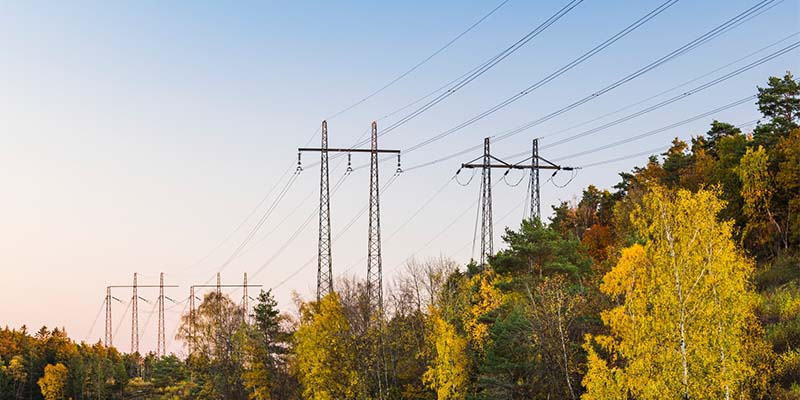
top-left (583, 187), bottom-right (772, 400)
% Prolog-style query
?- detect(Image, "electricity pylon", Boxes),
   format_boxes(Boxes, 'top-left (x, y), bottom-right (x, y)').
top-left (188, 278), bottom-right (262, 354)
top-left (157, 273), bottom-right (166, 357)
top-left (298, 121), bottom-right (400, 305)
top-left (104, 275), bottom-right (177, 352)
top-left (460, 137), bottom-right (575, 268)
top-left (132, 273), bottom-right (139, 354)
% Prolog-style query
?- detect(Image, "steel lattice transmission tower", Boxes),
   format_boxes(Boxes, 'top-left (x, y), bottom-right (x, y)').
top-left (531, 138), bottom-right (541, 221)
top-left (242, 272), bottom-right (250, 322)
top-left (188, 279), bottom-right (262, 353)
top-left (131, 273), bottom-right (139, 354)
top-left (297, 121), bottom-right (399, 305)
top-left (460, 138), bottom-right (575, 269)
top-left (105, 287), bottom-right (113, 347)
top-left (479, 137), bottom-right (493, 268)
top-left (317, 121), bottom-right (333, 302)
top-left (366, 121), bottom-right (384, 313)
top-left (104, 278), bottom-right (175, 351)
top-left (157, 272), bottom-right (166, 357)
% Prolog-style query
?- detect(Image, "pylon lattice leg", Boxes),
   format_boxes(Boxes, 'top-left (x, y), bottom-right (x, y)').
top-left (480, 137), bottom-right (493, 268)
top-left (317, 120), bottom-right (333, 302)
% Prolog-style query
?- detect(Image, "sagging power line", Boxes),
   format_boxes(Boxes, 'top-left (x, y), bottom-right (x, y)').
top-left (458, 138), bottom-right (575, 267)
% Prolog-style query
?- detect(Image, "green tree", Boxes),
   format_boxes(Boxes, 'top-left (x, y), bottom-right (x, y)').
top-left (243, 289), bottom-right (294, 400)
top-left (755, 71), bottom-right (800, 147)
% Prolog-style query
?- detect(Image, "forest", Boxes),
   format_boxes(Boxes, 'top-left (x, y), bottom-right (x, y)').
top-left (1, 72), bottom-right (798, 399)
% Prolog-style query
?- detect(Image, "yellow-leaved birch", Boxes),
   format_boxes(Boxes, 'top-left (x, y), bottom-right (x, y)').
top-left (583, 187), bottom-right (770, 400)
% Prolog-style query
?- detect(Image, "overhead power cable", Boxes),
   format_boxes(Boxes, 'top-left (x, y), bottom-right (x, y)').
top-left (400, 0), bottom-right (779, 171)
top-left (538, 40), bottom-right (799, 150)
top-left (210, 171), bottom-right (301, 279)
top-left (402, 0), bottom-right (680, 154)
top-left (553, 95), bottom-right (756, 162)
top-left (268, 173), bottom-right (402, 289)
top-left (84, 298), bottom-right (106, 343)
top-left (346, 0), bottom-right (585, 148)
top-left (112, 298), bottom-right (132, 341)
top-left (574, 118), bottom-right (760, 168)
top-left (492, 0), bottom-right (778, 143)
top-left (533, 31), bottom-right (798, 142)
top-left (325, 0), bottom-right (511, 120)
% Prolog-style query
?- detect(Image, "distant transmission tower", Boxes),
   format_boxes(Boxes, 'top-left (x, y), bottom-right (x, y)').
top-left (242, 272), bottom-right (249, 322)
top-left (188, 279), bottom-right (262, 352)
top-left (105, 286), bottom-right (113, 347)
top-left (104, 276), bottom-right (176, 353)
top-left (157, 272), bottom-right (166, 357)
top-left (131, 273), bottom-right (139, 354)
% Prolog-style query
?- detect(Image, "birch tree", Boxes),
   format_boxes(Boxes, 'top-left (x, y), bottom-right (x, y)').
top-left (582, 187), bottom-right (771, 400)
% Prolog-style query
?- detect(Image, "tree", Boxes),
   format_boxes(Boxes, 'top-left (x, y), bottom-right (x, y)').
top-left (177, 291), bottom-right (248, 400)
top-left (6, 355), bottom-right (27, 400)
top-left (422, 309), bottom-right (469, 400)
top-left (294, 293), bottom-right (362, 400)
top-left (755, 71), bottom-right (800, 146)
top-left (243, 289), bottom-right (294, 400)
top-left (583, 187), bottom-right (771, 399)
top-left (492, 218), bottom-right (590, 280)
top-left (737, 145), bottom-right (785, 253)
top-left (705, 120), bottom-right (741, 155)
top-left (38, 363), bottom-right (67, 400)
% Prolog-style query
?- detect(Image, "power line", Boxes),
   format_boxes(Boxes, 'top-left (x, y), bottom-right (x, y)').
top-left (347, 0), bottom-right (585, 145)
top-left (492, 0), bottom-right (779, 142)
top-left (400, 0), bottom-right (780, 172)
top-left (538, 40), bottom-right (799, 150)
top-left (249, 172), bottom-right (354, 281)
top-left (268, 173), bottom-right (401, 290)
top-left (84, 299), bottom-right (106, 343)
top-left (552, 95), bottom-right (756, 161)
top-left (209, 170), bottom-right (302, 279)
top-left (325, 0), bottom-right (511, 120)
top-left (530, 31), bottom-right (798, 143)
top-left (402, 0), bottom-right (680, 154)
top-left (572, 118), bottom-right (761, 169)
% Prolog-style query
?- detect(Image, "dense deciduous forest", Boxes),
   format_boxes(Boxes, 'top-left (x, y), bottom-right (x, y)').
top-left (1, 72), bottom-right (798, 399)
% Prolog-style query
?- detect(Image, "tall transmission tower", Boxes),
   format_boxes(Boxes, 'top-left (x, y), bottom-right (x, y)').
top-left (298, 121), bottom-right (400, 304)
top-left (460, 137), bottom-right (575, 268)
top-left (317, 122), bottom-right (333, 302)
top-left (131, 273), bottom-right (139, 354)
top-left (366, 121), bottom-right (384, 314)
top-left (104, 277), bottom-right (177, 352)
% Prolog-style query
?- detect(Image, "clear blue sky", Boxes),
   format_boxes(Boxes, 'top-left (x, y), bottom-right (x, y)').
top-left (1, 0), bottom-right (798, 354)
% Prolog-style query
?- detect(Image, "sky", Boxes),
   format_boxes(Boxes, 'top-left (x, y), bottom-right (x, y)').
top-left (1, 0), bottom-right (798, 355)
